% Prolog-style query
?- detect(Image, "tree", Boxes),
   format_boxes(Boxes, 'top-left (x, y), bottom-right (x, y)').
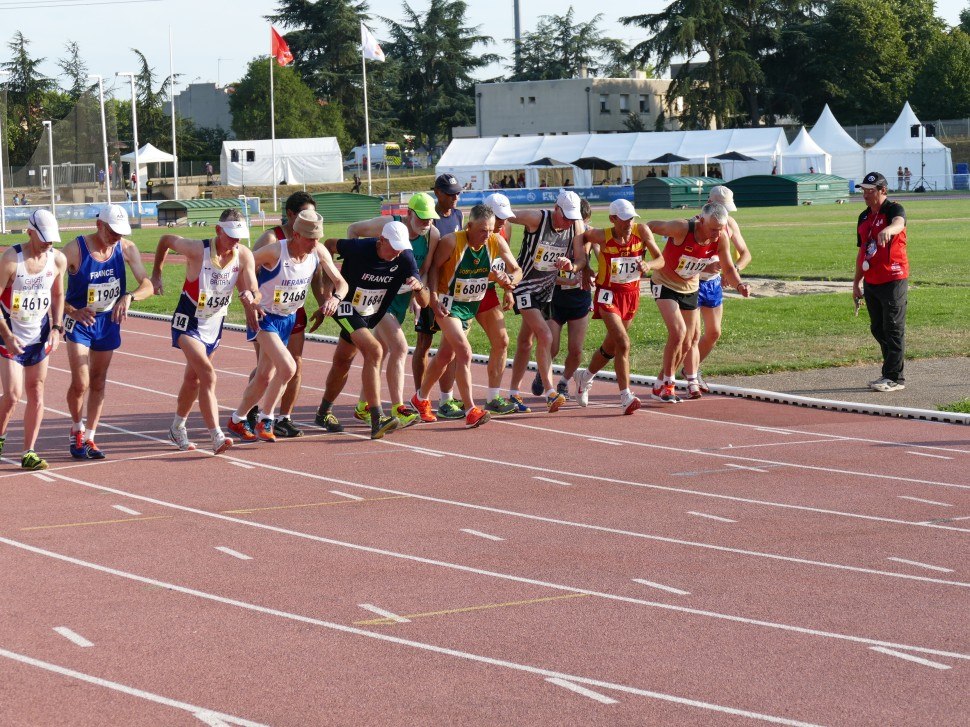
top-left (911, 30), bottom-right (970, 119)
top-left (228, 58), bottom-right (352, 152)
top-left (622, 112), bottom-right (647, 132)
top-left (58, 40), bottom-right (88, 101)
top-left (507, 8), bottom-right (628, 81)
top-left (961, 4), bottom-right (970, 34)
top-left (2, 31), bottom-right (56, 165)
top-left (382, 0), bottom-right (498, 150)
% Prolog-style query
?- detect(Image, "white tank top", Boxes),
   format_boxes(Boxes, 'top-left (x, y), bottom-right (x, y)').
top-left (257, 238), bottom-right (318, 316)
top-left (4, 246), bottom-right (57, 346)
top-left (194, 239), bottom-right (240, 342)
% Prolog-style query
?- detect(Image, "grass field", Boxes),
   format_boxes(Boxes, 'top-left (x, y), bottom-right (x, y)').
top-left (4, 198), bottom-right (967, 376)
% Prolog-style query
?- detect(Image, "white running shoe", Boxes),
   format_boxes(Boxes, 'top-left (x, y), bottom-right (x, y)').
top-left (620, 390), bottom-right (641, 415)
top-left (212, 432), bottom-right (233, 455)
top-left (573, 368), bottom-right (594, 407)
top-left (169, 423), bottom-right (196, 451)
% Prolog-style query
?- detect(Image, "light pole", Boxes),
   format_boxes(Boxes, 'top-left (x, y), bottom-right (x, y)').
top-left (42, 120), bottom-right (55, 217)
top-left (88, 74), bottom-right (111, 204)
top-left (0, 70), bottom-right (9, 235)
top-left (116, 71), bottom-right (142, 222)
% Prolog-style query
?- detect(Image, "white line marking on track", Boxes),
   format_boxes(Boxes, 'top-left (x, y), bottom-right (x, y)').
top-left (215, 547), bottom-right (252, 561)
top-left (112, 505), bottom-right (142, 516)
top-left (586, 438), bottom-right (623, 446)
top-left (534, 476), bottom-right (573, 486)
top-left (886, 557), bottom-right (954, 573)
top-left (725, 463), bottom-right (770, 473)
top-left (0, 646), bottom-right (265, 725)
top-left (716, 439), bottom-right (833, 451)
top-left (329, 490), bottom-right (364, 501)
top-left (404, 447), bottom-right (445, 457)
top-left (31, 473), bottom-right (55, 482)
top-left (53, 627), bottom-right (93, 648)
top-left (906, 451), bottom-right (952, 460)
top-left (869, 647), bottom-right (951, 670)
top-left (228, 461), bottom-right (255, 470)
top-left (632, 579), bottom-right (690, 596)
top-left (688, 511), bottom-right (736, 523)
top-left (898, 495), bottom-right (952, 507)
top-left (755, 428), bottom-right (799, 435)
top-left (358, 604), bottom-right (410, 623)
top-left (461, 528), bottom-right (505, 542)
top-left (546, 678), bottom-right (619, 705)
top-left (0, 538), bottom-right (823, 726)
top-left (194, 711), bottom-right (232, 727)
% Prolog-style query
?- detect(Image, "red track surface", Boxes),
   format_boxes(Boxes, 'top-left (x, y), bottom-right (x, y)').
top-left (0, 317), bottom-right (967, 726)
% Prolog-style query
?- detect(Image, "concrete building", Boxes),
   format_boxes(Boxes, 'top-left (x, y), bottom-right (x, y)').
top-left (474, 76), bottom-right (676, 137)
top-left (164, 83), bottom-right (233, 133)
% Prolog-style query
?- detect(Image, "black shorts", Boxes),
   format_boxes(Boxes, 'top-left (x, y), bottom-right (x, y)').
top-left (415, 306), bottom-right (439, 336)
top-left (551, 287), bottom-right (591, 324)
top-left (512, 288), bottom-right (552, 318)
top-left (334, 308), bottom-right (378, 344)
top-left (651, 282), bottom-right (699, 311)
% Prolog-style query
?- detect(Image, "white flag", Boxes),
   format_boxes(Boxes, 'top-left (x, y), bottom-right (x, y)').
top-left (361, 23), bottom-right (385, 62)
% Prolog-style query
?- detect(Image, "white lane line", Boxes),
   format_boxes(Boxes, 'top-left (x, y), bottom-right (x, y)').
top-left (546, 677), bottom-right (619, 705)
top-left (534, 476), bottom-right (573, 486)
top-left (0, 538), bottom-right (823, 727)
top-left (404, 447), bottom-right (445, 458)
top-left (31, 473), bottom-right (55, 482)
top-left (194, 711), bottom-right (232, 727)
top-left (228, 461), bottom-right (255, 470)
top-left (898, 495), bottom-right (952, 507)
top-left (53, 627), bottom-right (93, 648)
top-left (869, 647), bottom-right (951, 670)
top-left (906, 451), bottom-right (952, 460)
top-left (113, 505), bottom-right (142, 516)
top-left (358, 603), bottom-right (410, 623)
top-left (215, 547), bottom-right (252, 561)
top-left (461, 528), bottom-right (505, 542)
top-left (725, 463), bottom-right (770, 474)
top-left (887, 557), bottom-right (954, 573)
top-left (688, 511), bottom-right (736, 524)
top-left (755, 428), bottom-right (798, 435)
top-left (329, 490), bottom-right (364, 501)
top-left (632, 579), bottom-right (690, 596)
top-left (587, 438), bottom-right (623, 446)
top-left (0, 646), bottom-right (265, 725)
top-left (716, 439), bottom-right (831, 450)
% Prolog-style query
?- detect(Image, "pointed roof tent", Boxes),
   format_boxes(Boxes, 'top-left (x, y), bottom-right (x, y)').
top-left (809, 105), bottom-right (865, 183)
top-left (869, 101), bottom-right (947, 151)
top-left (120, 143), bottom-right (175, 164)
top-left (866, 102), bottom-right (953, 190)
top-left (781, 127), bottom-right (832, 175)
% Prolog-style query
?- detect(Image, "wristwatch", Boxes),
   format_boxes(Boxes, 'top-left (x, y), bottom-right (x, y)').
top-left (52, 323), bottom-right (65, 334)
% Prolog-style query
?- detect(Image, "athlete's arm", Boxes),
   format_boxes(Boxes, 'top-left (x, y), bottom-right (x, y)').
top-left (646, 219), bottom-right (687, 245)
top-left (48, 251), bottom-right (68, 353)
top-left (0, 250), bottom-right (23, 355)
top-left (717, 231), bottom-right (748, 296)
top-left (252, 241), bottom-right (282, 270)
top-left (508, 209), bottom-right (543, 232)
top-left (428, 232), bottom-right (457, 318)
top-left (60, 238), bottom-right (96, 327)
top-left (315, 243), bottom-right (348, 315)
top-left (234, 246), bottom-right (262, 329)
top-left (727, 218), bottom-right (751, 272)
top-left (419, 225), bottom-right (441, 282)
top-left (345, 216), bottom-right (384, 239)
top-left (252, 227), bottom-right (279, 252)
top-left (635, 223), bottom-right (665, 274)
top-left (151, 234), bottom-right (202, 295)
top-left (115, 239), bottom-right (154, 323)
top-left (492, 238), bottom-right (522, 290)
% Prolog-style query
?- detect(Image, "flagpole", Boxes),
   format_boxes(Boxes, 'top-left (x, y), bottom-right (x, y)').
top-left (270, 53), bottom-right (278, 212)
top-left (362, 52), bottom-right (372, 196)
top-left (169, 26), bottom-right (179, 201)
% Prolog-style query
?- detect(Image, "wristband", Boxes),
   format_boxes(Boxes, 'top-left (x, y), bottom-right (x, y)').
top-left (52, 324), bottom-right (65, 334)
top-left (332, 293), bottom-right (343, 301)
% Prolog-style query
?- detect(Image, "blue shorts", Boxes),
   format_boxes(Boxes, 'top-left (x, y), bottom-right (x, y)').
top-left (65, 312), bottom-right (122, 351)
top-left (246, 311), bottom-right (296, 345)
top-left (0, 339), bottom-right (52, 367)
top-left (172, 326), bottom-right (222, 357)
top-left (551, 287), bottom-right (592, 325)
top-left (698, 276), bottom-right (724, 308)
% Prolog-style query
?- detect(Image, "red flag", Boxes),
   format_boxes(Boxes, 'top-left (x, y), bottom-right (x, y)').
top-left (271, 27), bottom-right (294, 66)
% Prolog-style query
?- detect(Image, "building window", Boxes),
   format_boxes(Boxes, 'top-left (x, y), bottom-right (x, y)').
top-left (620, 94), bottom-right (629, 112)
top-left (528, 96), bottom-right (536, 104)
top-left (639, 95), bottom-right (649, 113)
top-left (520, 97), bottom-right (525, 105)
top-left (599, 94), bottom-right (609, 113)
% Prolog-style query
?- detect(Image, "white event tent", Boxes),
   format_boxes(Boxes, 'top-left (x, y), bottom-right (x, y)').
top-left (120, 142), bottom-right (174, 190)
top-left (780, 127), bottom-right (831, 175)
top-left (220, 138), bottom-right (343, 187)
top-left (808, 105), bottom-right (865, 183)
top-left (437, 128), bottom-right (790, 190)
top-left (865, 102), bottom-right (953, 191)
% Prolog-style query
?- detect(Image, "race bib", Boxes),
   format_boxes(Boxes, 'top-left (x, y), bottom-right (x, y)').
top-left (272, 285), bottom-right (307, 315)
top-left (651, 283), bottom-right (663, 299)
top-left (438, 294), bottom-right (454, 314)
top-left (87, 279), bottom-right (122, 312)
top-left (10, 291), bottom-right (51, 323)
top-left (515, 291), bottom-right (532, 310)
top-left (596, 288), bottom-right (615, 306)
top-left (196, 291), bottom-right (232, 320)
top-left (173, 312), bottom-right (190, 331)
top-left (453, 277), bottom-right (488, 302)
top-left (64, 316), bottom-right (77, 333)
top-left (533, 243), bottom-right (565, 272)
top-left (674, 255), bottom-right (709, 279)
top-left (610, 256), bottom-right (641, 284)
top-left (352, 287), bottom-right (386, 316)
top-left (336, 300), bottom-right (354, 318)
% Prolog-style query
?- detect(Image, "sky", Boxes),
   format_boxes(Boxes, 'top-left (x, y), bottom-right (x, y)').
top-left (1, 0), bottom-right (967, 100)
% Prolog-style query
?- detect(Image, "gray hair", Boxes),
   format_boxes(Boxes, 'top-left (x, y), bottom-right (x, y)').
top-left (700, 202), bottom-right (728, 225)
top-left (467, 203), bottom-right (496, 225)
top-left (219, 208), bottom-right (244, 222)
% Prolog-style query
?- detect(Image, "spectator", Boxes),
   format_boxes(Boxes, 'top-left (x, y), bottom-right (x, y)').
top-left (896, 166), bottom-right (904, 190)
top-left (517, 172), bottom-right (525, 188)
top-left (647, 169), bottom-right (657, 178)
top-left (351, 173), bottom-right (361, 193)
top-left (11, 193), bottom-right (19, 205)
top-left (563, 178), bottom-right (572, 186)
top-left (97, 168), bottom-right (106, 191)
top-left (904, 167), bottom-right (911, 191)
top-left (204, 161), bottom-right (214, 185)
top-left (809, 166), bottom-right (815, 174)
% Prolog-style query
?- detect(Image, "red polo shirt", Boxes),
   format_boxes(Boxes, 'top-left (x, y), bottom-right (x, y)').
top-left (857, 199), bottom-right (908, 284)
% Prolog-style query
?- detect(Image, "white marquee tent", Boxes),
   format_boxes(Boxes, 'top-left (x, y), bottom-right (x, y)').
top-left (437, 128), bottom-right (790, 190)
top-left (120, 142), bottom-right (174, 190)
top-left (865, 102), bottom-right (953, 191)
top-left (220, 137), bottom-right (343, 187)
top-left (780, 127), bottom-right (831, 175)
top-left (808, 105), bottom-right (865, 183)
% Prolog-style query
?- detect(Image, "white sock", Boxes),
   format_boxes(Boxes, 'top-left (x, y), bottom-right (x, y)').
top-left (87, 428), bottom-right (96, 441)
top-left (558, 377), bottom-right (569, 388)
top-left (231, 412), bottom-right (244, 424)
top-left (487, 388), bottom-right (499, 400)
top-left (621, 388), bottom-right (633, 397)
top-left (544, 389), bottom-right (556, 398)
top-left (439, 391), bottom-right (453, 407)
top-left (210, 427), bottom-right (224, 440)
top-left (173, 415), bottom-right (187, 429)
top-left (663, 376), bottom-right (675, 386)
top-left (73, 420), bottom-right (84, 432)
top-left (509, 389), bottom-right (520, 398)
top-left (416, 389), bottom-right (427, 401)
top-left (277, 414), bottom-right (290, 422)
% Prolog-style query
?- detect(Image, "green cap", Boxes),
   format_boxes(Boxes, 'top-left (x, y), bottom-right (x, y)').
top-left (408, 192), bottom-right (440, 220)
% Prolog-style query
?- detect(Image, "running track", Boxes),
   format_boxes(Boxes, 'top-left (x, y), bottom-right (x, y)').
top-left (0, 317), bottom-right (967, 726)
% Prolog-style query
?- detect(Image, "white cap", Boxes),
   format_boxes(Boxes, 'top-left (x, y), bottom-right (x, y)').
top-left (555, 190), bottom-right (582, 221)
top-left (26, 209), bottom-right (61, 243)
top-left (218, 219), bottom-right (250, 239)
top-left (708, 185), bottom-right (737, 212)
top-left (97, 204), bottom-right (132, 235)
top-left (608, 199), bottom-right (639, 220)
top-left (382, 220), bottom-right (412, 251)
top-left (483, 193), bottom-right (516, 220)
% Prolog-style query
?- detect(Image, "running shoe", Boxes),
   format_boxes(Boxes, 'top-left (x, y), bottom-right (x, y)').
top-left (410, 394), bottom-right (438, 423)
top-left (871, 378), bottom-right (905, 392)
top-left (437, 398), bottom-right (465, 420)
top-left (686, 380), bottom-right (703, 400)
top-left (650, 384), bottom-right (682, 403)
top-left (315, 411), bottom-right (344, 432)
top-left (273, 417), bottom-right (303, 438)
top-left (168, 423), bottom-right (197, 451)
top-left (546, 391), bottom-right (566, 413)
top-left (83, 440), bottom-right (106, 459)
top-left (679, 368), bottom-right (710, 393)
top-left (69, 429), bottom-right (86, 458)
top-left (227, 416), bottom-right (258, 442)
top-left (509, 394), bottom-right (531, 413)
top-left (245, 405), bottom-right (259, 430)
top-left (696, 371), bottom-right (710, 393)
top-left (465, 406), bottom-right (490, 429)
top-left (370, 415), bottom-right (399, 440)
top-left (530, 371), bottom-right (544, 397)
top-left (353, 401), bottom-right (371, 423)
top-left (0, 436), bottom-right (4, 458)
top-left (573, 368), bottom-right (594, 407)
top-left (620, 391), bottom-right (642, 415)
top-left (484, 396), bottom-right (517, 416)
top-left (212, 433), bottom-right (233, 455)
top-left (21, 450), bottom-right (49, 471)
top-left (255, 419), bottom-right (276, 442)
top-left (556, 380), bottom-right (571, 401)
top-left (393, 404), bottom-right (419, 429)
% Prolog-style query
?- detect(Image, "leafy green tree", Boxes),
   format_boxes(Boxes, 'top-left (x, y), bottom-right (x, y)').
top-left (58, 41), bottom-right (88, 101)
top-left (382, 0), bottom-right (498, 150)
top-left (885, 0), bottom-right (946, 63)
top-left (507, 8), bottom-right (628, 81)
top-left (961, 4), bottom-right (970, 34)
top-left (228, 58), bottom-right (352, 151)
top-left (2, 31), bottom-right (56, 165)
top-left (622, 112), bottom-right (647, 132)
top-left (911, 30), bottom-right (970, 118)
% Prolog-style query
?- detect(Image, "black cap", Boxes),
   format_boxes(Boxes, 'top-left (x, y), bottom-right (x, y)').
top-left (855, 172), bottom-right (888, 190)
top-left (433, 173), bottom-right (462, 195)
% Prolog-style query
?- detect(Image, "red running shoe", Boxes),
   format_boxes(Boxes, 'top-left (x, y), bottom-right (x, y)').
top-left (227, 416), bottom-right (257, 441)
top-left (410, 393), bottom-right (437, 423)
top-left (465, 406), bottom-right (490, 429)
